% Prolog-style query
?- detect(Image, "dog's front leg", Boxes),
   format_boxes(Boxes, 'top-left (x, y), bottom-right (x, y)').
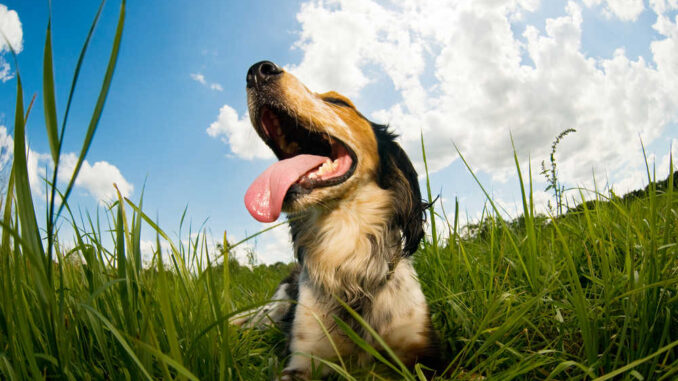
top-left (280, 282), bottom-right (353, 380)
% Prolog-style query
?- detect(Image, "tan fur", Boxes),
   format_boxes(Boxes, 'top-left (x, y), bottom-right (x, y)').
top-left (283, 260), bottom-right (433, 379)
top-left (283, 276), bottom-right (355, 380)
top-left (370, 261), bottom-right (432, 365)
top-left (291, 182), bottom-right (393, 297)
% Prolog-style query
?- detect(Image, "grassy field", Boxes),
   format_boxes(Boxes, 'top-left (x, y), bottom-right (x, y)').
top-left (1, 2), bottom-right (677, 380)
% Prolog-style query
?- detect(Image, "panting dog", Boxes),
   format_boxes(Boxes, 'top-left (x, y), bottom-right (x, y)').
top-left (236, 61), bottom-right (439, 379)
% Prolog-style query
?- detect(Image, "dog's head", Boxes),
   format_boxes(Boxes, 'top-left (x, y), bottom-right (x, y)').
top-left (244, 61), bottom-right (425, 255)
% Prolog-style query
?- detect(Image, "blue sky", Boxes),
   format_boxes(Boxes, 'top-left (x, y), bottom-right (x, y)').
top-left (1, 0), bottom-right (677, 264)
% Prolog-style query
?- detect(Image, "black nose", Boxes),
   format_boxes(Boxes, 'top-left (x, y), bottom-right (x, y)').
top-left (246, 61), bottom-right (283, 88)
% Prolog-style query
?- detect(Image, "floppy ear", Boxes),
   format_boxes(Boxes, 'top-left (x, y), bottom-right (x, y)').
top-left (372, 123), bottom-right (426, 256)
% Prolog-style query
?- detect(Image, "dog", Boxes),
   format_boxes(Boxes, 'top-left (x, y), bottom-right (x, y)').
top-left (238, 61), bottom-right (439, 379)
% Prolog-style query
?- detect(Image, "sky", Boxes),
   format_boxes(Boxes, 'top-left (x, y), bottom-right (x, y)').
top-left (0, 0), bottom-right (676, 265)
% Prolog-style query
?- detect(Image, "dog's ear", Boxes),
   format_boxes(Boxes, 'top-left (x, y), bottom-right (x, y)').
top-left (372, 123), bottom-right (426, 256)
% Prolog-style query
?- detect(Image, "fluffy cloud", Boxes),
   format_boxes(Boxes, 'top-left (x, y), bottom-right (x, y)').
top-left (26, 149), bottom-right (50, 197)
top-left (231, 225), bottom-right (294, 265)
top-left (206, 105), bottom-right (273, 160)
top-left (290, 0), bottom-right (678, 189)
top-left (25, 148), bottom-right (133, 204)
top-left (190, 72), bottom-right (223, 92)
top-left (583, 0), bottom-right (645, 21)
top-left (210, 0), bottom-right (678, 205)
top-left (0, 125), bottom-right (12, 170)
top-left (57, 153), bottom-right (134, 203)
top-left (649, 0), bottom-right (678, 15)
top-left (252, 224), bottom-right (295, 264)
top-left (0, 4), bottom-right (23, 82)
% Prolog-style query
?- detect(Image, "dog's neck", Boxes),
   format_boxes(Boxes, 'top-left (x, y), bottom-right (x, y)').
top-left (288, 182), bottom-right (401, 300)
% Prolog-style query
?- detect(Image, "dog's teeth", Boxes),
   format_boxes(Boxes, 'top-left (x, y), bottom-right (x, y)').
top-left (316, 160), bottom-right (334, 176)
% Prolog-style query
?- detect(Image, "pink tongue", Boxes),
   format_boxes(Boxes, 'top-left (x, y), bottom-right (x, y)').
top-left (244, 154), bottom-right (328, 222)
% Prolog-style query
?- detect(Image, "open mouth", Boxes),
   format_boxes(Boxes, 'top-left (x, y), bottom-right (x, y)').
top-left (244, 105), bottom-right (357, 223)
top-left (259, 107), bottom-right (356, 187)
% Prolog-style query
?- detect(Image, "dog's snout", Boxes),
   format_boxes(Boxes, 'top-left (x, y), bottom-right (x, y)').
top-left (246, 61), bottom-right (283, 88)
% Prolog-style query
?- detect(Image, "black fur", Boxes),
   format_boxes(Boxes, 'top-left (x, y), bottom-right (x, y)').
top-left (371, 123), bottom-right (427, 256)
top-left (279, 264), bottom-right (301, 340)
top-left (288, 220), bottom-right (305, 265)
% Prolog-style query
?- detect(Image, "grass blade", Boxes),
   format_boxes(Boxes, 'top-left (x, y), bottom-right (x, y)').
top-left (80, 304), bottom-right (154, 381)
top-left (57, 0), bottom-right (125, 218)
top-left (42, 16), bottom-right (59, 163)
top-left (11, 74), bottom-right (44, 260)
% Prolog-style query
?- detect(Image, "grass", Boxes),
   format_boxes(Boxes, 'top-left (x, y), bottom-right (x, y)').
top-left (1, 2), bottom-right (677, 379)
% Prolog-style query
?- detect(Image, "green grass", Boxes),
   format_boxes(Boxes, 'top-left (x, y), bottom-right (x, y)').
top-left (1, 3), bottom-right (677, 380)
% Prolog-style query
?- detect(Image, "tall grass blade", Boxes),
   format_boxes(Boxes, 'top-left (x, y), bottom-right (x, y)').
top-left (552, 218), bottom-right (598, 366)
top-left (593, 339), bottom-right (678, 381)
top-left (453, 142), bottom-right (534, 290)
top-left (11, 75), bottom-right (44, 260)
top-left (58, 0), bottom-right (106, 135)
top-left (133, 340), bottom-right (200, 381)
top-left (42, 16), bottom-right (59, 163)
top-left (57, 0), bottom-right (125, 217)
top-left (420, 131), bottom-right (438, 251)
top-left (511, 136), bottom-right (538, 284)
top-left (81, 304), bottom-right (154, 381)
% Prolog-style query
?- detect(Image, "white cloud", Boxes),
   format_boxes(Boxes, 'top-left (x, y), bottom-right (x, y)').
top-left (0, 125), bottom-right (12, 170)
top-left (190, 72), bottom-right (206, 85)
top-left (284, 0), bottom-right (678, 191)
top-left (209, 0), bottom-right (678, 219)
top-left (0, 4), bottom-right (23, 82)
top-left (224, 224), bottom-right (295, 266)
top-left (254, 224), bottom-right (295, 264)
top-left (0, 4), bottom-right (22, 52)
top-left (654, 138), bottom-right (678, 181)
top-left (57, 153), bottom-right (134, 203)
top-left (25, 148), bottom-right (133, 204)
top-left (140, 239), bottom-right (159, 264)
top-left (26, 149), bottom-right (51, 197)
top-left (190, 72), bottom-right (223, 92)
top-left (0, 61), bottom-right (12, 81)
top-left (649, 0), bottom-right (678, 15)
top-left (583, 0), bottom-right (645, 21)
top-left (206, 104), bottom-right (274, 160)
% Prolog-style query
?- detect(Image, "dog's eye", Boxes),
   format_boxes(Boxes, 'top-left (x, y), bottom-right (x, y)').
top-left (324, 98), bottom-right (352, 108)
